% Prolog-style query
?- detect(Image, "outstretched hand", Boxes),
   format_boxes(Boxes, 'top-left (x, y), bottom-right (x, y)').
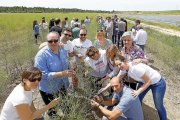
top-left (132, 90), bottom-right (140, 97)
top-left (48, 97), bottom-right (60, 109)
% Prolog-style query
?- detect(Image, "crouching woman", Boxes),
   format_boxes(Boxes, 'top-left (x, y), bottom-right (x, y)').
top-left (0, 67), bottom-right (59, 120)
top-left (114, 53), bottom-right (167, 120)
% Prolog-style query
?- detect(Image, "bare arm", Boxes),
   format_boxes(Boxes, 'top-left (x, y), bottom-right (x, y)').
top-left (91, 100), bottom-right (122, 120)
top-left (132, 73), bottom-right (151, 97)
top-left (16, 98), bottom-right (59, 120)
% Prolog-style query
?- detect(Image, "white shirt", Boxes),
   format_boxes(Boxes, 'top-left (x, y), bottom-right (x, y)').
top-left (72, 38), bottom-right (92, 57)
top-left (84, 50), bottom-right (108, 78)
top-left (60, 40), bottom-right (74, 53)
top-left (119, 63), bottom-right (161, 85)
top-left (134, 29), bottom-right (147, 45)
top-left (0, 84), bottom-right (32, 120)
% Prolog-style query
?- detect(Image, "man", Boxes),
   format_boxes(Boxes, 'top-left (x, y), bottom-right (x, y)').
top-left (72, 24), bottom-right (80, 39)
top-left (117, 18), bottom-right (126, 48)
top-left (91, 77), bottom-right (144, 120)
top-left (72, 28), bottom-right (92, 63)
top-left (134, 25), bottom-right (147, 51)
top-left (105, 17), bottom-right (113, 40)
top-left (50, 18), bottom-right (62, 36)
top-left (60, 28), bottom-right (74, 56)
top-left (34, 32), bottom-right (74, 117)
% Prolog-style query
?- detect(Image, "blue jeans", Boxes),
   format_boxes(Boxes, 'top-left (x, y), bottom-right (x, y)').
top-left (137, 78), bottom-right (167, 120)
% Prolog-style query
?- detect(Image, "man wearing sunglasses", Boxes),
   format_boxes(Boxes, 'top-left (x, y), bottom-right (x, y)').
top-left (59, 28), bottom-right (74, 57)
top-left (72, 28), bottom-right (92, 63)
top-left (34, 32), bottom-right (74, 117)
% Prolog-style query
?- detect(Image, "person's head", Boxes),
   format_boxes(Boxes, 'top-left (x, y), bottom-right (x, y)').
top-left (114, 53), bottom-right (129, 71)
top-left (54, 18), bottom-right (61, 25)
top-left (135, 19), bottom-right (140, 26)
top-left (47, 32), bottom-right (60, 52)
top-left (136, 25), bottom-right (143, 30)
top-left (61, 28), bottom-right (72, 41)
top-left (96, 30), bottom-right (105, 41)
top-left (22, 67), bottom-right (42, 90)
top-left (65, 17), bottom-right (68, 21)
top-left (49, 18), bottom-right (55, 29)
top-left (79, 28), bottom-right (87, 41)
top-left (42, 17), bottom-right (46, 23)
top-left (33, 20), bottom-right (38, 29)
top-left (86, 46), bottom-right (100, 60)
top-left (110, 77), bottom-right (124, 93)
top-left (106, 45), bottom-right (119, 59)
top-left (121, 31), bottom-right (133, 49)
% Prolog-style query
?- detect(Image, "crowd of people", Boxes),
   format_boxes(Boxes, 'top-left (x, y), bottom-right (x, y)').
top-left (0, 15), bottom-right (166, 120)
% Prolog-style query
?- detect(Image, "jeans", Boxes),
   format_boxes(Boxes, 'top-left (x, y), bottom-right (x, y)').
top-left (137, 78), bottom-right (167, 120)
top-left (117, 31), bottom-right (124, 48)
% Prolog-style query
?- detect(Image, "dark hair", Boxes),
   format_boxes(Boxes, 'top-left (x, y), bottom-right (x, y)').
top-left (33, 20), bottom-right (38, 30)
top-left (65, 17), bottom-right (68, 21)
top-left (22, 67), bottom-right (42, 82)
top-left (62, 27), bottom-right (72, 33)
top-left (54, 18), bottom-right (61, 25)
top-left (114, 53), bottom-right (125, 62)
top-left (49, 18), bottom-right (55, 30)
top-left (135, 20), bottom-right (141, 24)
top-left (86, 46), bottom-right (99, 57)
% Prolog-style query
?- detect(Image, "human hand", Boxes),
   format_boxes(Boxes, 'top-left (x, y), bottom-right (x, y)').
top-left (98, 79), bottom-right (104, 85)
top-left (132, 59), bottom-right (142, 65)
top-left (59, 42), bottom-right (64, 48)
top-left (48, 97), bottom-right (60, 109)
top-left (132, 90), bottom-right (140, 97)
top-left (63, 70), bottom-right (75, 77)
top-left (91, 99), bottom-right (99, 108)
top-left (93, 95), bottom-right (103, 103)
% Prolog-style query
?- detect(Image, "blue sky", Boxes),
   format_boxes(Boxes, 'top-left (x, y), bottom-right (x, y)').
top-left (1, 0), bottom-right (180, 11)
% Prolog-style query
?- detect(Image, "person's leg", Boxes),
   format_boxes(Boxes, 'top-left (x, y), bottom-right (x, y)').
top-left (137, 82), bottom-right (151, 103)
top-left (39, 90), bottom-right (57, 117)
top-left (151, 78), bottom-right (167, 120)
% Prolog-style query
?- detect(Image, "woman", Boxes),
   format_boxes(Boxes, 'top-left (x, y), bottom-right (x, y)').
top-left (114, 53), bottom-right (167, 120)
top-left (120, 31), bottom-right (149, 89)
top-left (85, 46), bottom-right (109, 89)
top-left (33, 20), bottom-right (40, 44)
top-left (0, 67), bottom-right (59, 120)
top-left (94, 30), bottom-right (112, 50)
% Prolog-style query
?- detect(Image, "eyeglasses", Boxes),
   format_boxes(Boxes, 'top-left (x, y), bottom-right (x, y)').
top-left (80, 34), bottom-right (87, 37)
top-left (47, 39), bottom-right (59, 43)
top-left (29, 77), bottom-right (41, 82)
top-left (64, 34), bottom-right (72, 37)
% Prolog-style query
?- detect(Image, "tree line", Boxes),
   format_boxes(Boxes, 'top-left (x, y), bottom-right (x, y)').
top-left (0, 6), bottom-right (110, 13)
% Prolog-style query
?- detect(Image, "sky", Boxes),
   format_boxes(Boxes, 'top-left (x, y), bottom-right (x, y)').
top-left (1, 0), bottom-right (180, 11)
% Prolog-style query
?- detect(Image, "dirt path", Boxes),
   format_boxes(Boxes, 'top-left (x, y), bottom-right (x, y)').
top-left (127, 19), bottom-right (180, 37)
top-left (142, 50), bottom-right (180, 120)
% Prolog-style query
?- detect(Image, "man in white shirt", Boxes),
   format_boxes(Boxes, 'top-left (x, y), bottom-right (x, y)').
top-left (72, 28), bottom-right (92, 63)
top-left (134, 25), bottom-right (147, 51)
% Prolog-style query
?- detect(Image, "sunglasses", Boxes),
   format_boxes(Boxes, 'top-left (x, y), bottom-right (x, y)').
top-left (48, 39), bottom-right (59, 43)
top-left (80, 34), bottom-right (87, 37)
top-left (64, 34), bottom-right (72, 37)
top-left (29, 77), bottom-right (41, 82)
top-left (88, 53), bottom-right (95, 58)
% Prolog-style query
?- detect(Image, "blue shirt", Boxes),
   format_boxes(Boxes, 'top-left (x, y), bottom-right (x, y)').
top-left (34, 25), bottom-right (39, 35)
top-left (113, 85), bottom-right (144, 120)
top-left (34, 46), bottom-right (69, 94)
